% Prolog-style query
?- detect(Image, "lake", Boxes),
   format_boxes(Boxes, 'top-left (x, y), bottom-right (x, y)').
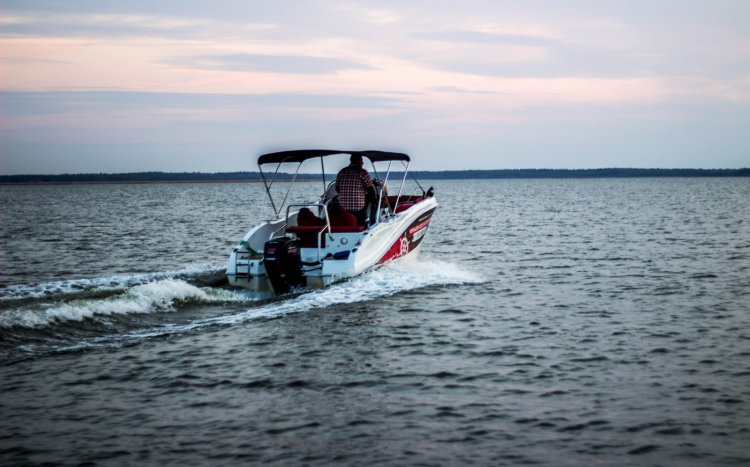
top-left (1, 178), bottom-right (749, 466)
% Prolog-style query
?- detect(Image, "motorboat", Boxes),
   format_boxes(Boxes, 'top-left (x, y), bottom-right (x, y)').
top-left (225, 150), bottom-right (437, 294)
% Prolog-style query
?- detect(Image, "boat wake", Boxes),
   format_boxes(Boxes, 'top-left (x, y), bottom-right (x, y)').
top-left (0, 279), bottom-right (256, 329)
top-left (1, 259), bottom-right (481, 363)
top-left (185, 259), bottom-right (483, 328)
top-left (0, 263), bottom-right (227, 303)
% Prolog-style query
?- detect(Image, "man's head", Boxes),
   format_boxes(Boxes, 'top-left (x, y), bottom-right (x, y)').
top-left (350, 154), bottom-right (364, 167)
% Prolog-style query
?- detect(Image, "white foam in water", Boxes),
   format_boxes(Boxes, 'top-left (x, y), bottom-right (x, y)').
top-left (0, 279), bottom-right (256, 329)
top-left (0, 263), bottom-right (223, 302)
top-left (2, 260), bottom-right (479, 349)
top-left (155, 260), bottom-right (483, 335)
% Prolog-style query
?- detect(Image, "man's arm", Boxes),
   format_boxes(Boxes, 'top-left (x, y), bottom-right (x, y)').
top-left (361, 169), bottom-right (373, 188)
top-left (362, 169), bottom-right (375, 202)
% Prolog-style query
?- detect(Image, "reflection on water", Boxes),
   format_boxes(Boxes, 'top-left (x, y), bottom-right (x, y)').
top-left (1, 178), bottom-right (749, 466)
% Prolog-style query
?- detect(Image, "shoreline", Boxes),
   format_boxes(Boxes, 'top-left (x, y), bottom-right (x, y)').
top-left (0, 179), bottom-right (323, 186)
top-left (2, 168), bottom-right (748, 186)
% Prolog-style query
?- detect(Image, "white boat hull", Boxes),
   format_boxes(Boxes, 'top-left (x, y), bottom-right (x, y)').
top-left (226, 197), bottom-right (437, 292)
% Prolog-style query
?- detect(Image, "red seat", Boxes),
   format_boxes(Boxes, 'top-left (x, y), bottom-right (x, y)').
top-left (387, 195), bottom-right (424, 205)
top-left (287, 206), bottom-right (363, 247)
top-left (330, 225), bottom-right (364, 232)
top-left (394, 203), bottom-right (414, 213)
top-left (286, 225), bottom-right (326, 234)
top-left (297, 208), bottom-right (325, 226)
top-left (327, 204), bottom-right (365, 232)
top-left (287, 224), bottom-right (364, 235)
top-left (288, 208), bottom-right (327, 247)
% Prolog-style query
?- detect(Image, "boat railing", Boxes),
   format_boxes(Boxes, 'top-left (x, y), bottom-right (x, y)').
top-left (269, 223), bottom-right (287, 240)
top-left (407, 186), bottom-right (424, 202)
top-left (391, 160), bottom-right (410, 215)
top-left (285, 203), bottom-right (333, 262)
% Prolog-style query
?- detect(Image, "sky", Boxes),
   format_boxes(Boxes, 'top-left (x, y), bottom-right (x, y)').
top-left (1, 0), bottom-right (749, 174)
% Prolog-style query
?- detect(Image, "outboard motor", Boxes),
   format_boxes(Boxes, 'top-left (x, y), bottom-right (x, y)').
top-left (263, 238), bottom-right (304, 294)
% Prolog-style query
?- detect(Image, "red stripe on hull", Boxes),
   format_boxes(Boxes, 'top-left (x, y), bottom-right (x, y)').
top-left (377, 208), bottom-right (436, 264)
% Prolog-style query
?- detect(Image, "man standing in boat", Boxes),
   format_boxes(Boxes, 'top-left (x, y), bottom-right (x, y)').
top-left (336, 154), bottom-right (376, 226)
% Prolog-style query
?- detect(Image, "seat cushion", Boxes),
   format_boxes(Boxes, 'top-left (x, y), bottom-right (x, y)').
top-left (287, 225), bottom-right (327, 247)
top-left (297, 208), bottom-right (326, 226)
top-left (330, 225), bottom-right (365, 232)
top-left (394, 203), bottom-right (414, 213)
top-left (286, 225), bottom-right (326, 234)
top-left (328, 204), bottom-right (359, 226)
top-left (387, 195), bottom-right (424, 205)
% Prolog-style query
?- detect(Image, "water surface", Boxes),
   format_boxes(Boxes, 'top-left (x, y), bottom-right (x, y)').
top-left (1, 179), bottom-right (749, 466)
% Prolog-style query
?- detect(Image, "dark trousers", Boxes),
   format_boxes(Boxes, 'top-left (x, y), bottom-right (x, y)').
top-left (347, 207), bottom-right (368, 227)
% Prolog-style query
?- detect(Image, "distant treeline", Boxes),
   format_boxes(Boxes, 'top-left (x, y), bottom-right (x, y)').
top-left (409, 168), bottom-right (750, 179)
top-left (2, 168), bottom-right (749, 184)
top-left (0, 171), bottom-right (269, 184)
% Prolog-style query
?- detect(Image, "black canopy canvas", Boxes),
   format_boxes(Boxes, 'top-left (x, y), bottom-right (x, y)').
top-left (258, 149), bottom-right (410, 165)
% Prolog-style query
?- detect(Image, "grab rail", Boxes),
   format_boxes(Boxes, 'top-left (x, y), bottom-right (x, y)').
top-left (269, 223), bottom-right (287, 240)
top-left (285, 203), bottom-right (333, 262)
top-left (392, 160), bottom-right (410, 215)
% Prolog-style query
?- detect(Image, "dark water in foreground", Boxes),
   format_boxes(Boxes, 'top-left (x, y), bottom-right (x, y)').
top-left (1, 179), bottom-right (749, 466)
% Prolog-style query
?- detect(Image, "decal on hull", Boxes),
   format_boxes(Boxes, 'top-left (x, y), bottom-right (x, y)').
top-left (378, 208), bottom-right (436, 264)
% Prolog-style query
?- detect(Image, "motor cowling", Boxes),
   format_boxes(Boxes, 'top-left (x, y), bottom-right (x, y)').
top-left (263, 238), bottom-right (304, 295)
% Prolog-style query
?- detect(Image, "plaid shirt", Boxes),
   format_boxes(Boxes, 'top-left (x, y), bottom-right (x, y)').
top-left (336, 164), bottom-right (373, 211)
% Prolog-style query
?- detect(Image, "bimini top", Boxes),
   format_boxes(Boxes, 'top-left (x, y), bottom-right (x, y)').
top-left (258, 149), bottom-right (410, 165)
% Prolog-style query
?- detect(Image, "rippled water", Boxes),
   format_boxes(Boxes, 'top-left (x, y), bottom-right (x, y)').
top-left (1, 179), bottom-right (749, 466)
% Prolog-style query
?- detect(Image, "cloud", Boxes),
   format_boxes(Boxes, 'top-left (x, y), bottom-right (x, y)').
top-left (0, 12), bottom-right (276, 40)
top-left (426, 45), bottom-right (750, 80)
top-left (0, 91), bottom-right (406, 117)
top-left (411, 30), bottom-right (561, 47)
top-left (429, 86), bottom-right (503, 95)
top-left (408, 29), bottom-right (644, 79)
top-left (167, 54), bottom-right (372, 74)
top-left (407, 28), bottom-right (655, 79)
